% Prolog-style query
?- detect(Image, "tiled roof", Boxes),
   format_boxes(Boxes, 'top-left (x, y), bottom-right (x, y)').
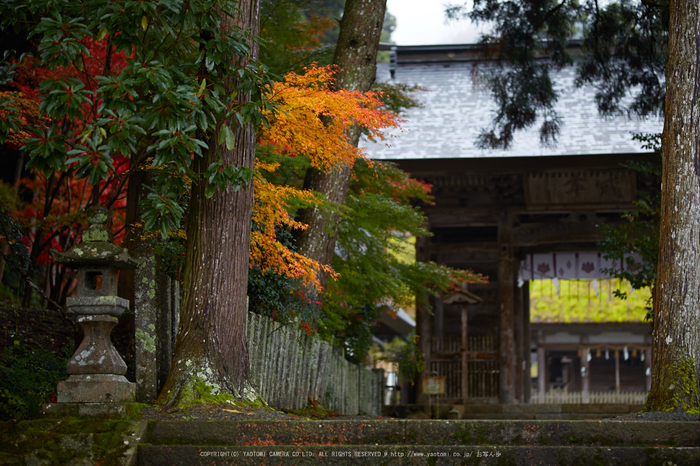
top-left (361, 60), bottom-right (663, 160)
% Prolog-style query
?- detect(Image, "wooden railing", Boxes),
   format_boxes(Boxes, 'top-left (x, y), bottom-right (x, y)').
top-left (531, 390), bottom-right (647, 405)
top-left (246, 312), bottom-right (383, 416)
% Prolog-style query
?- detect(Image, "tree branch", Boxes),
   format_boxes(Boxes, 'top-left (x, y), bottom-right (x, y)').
top-left (0, 247), bottom-right (73, 325)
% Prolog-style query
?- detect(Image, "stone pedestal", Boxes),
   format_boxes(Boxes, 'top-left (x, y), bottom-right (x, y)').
top-left (56, 298), bottom-right (136, 403)
top-left (57, 374), bottom-right (135, 403)
top-left (67, 315), bottom-right (127, 375)
top-left (56, 312), bottom-right (136, 403)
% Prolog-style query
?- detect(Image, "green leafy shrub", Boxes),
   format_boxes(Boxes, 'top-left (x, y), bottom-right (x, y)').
top-left (373, 333), bottom-right (425, 385)
top-left (0, 343), bottom-right (69, 420)
top-left (597, 133), bottom-right (661, 320)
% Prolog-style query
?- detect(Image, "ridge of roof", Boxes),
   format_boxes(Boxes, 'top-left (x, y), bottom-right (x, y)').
top-left (380, 41), bottom-right (585, 67)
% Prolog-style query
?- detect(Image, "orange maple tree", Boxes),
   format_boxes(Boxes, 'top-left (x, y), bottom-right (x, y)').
top-left (259, 64), bottom-right (399, 170)
top-left (250, 161), bottom-right (327, 290)
top-left (251, 64), bottom-right (401, 292)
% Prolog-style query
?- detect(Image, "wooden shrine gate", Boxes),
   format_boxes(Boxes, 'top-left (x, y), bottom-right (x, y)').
top-left (430, 335), bottom-right (499, 403)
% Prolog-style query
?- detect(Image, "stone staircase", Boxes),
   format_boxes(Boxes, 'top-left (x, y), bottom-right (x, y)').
top-left (138, 419), bottom-right (700, 465)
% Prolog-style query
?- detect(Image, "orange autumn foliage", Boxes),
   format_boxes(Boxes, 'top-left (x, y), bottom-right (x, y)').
top-left (0, 91), bottom-right (42, 149)
top-left (252, 65), bottom-right (401, 291)
top-left (259, 64), bottom-right (400, 170)
top-left (251, 161), bottom-right (333, 291)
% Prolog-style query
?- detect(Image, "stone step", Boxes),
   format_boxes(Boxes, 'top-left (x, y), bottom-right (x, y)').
top-left (144, 419), bottom-right (700, 448)
top-left (5, 419), bottom-right (698, 465)
top-left (138, 444), bottom-right (700, 465)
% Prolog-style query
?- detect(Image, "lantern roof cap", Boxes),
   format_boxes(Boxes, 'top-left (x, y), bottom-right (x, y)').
top-left (51, 206), bottom-right (139, 270)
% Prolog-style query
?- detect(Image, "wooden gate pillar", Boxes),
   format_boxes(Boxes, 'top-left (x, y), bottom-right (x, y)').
top-left (514, 273), bottom-right (524, 403)
top-left (415, 235), bottom-right (431, 403)
top-left (523, 281), bottom-right (531, 403)
top-left (498, 211), bottom-right (517, 404)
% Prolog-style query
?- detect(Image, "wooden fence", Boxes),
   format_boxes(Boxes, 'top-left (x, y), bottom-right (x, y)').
top-left (246, 312), bottom-right (383, 415)
top-left (531, 390), bottom-right (647, 405)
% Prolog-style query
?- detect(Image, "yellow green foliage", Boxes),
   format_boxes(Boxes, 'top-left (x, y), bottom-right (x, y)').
top-left (530, 279), bottom-right (650, 323)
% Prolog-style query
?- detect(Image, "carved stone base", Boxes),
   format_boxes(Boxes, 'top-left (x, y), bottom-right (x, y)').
top-left (67, 315), bottom-right (128, 376)
top-left (57, 374), bottom-right (135, 403)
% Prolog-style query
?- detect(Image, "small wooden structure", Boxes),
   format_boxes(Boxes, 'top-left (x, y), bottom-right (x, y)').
top-left (439, 287), bottom-right (484, 403)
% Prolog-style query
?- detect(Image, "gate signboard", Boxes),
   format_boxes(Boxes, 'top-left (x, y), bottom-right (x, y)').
top-left (423, 376), bottom-right (446, 395)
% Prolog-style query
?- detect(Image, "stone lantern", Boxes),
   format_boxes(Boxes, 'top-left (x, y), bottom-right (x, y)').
top-left (51, 206), bottom-right (138, 403)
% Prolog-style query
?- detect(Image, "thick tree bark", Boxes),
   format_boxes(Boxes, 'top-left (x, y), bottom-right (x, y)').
top-left (158, 0), bottom-right (260, 405)
top-left (295, 0), bottom-right (387, 293)
top-left (644, 0), bottom-right (700, 412)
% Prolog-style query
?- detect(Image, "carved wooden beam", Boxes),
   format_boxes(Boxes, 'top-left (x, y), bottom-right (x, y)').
top-left (513, 221), bottom-right (604, 246)
top-left (422, 209), bottom-right (499, 228)
top-left (428, 241), bottom-right (498, 255)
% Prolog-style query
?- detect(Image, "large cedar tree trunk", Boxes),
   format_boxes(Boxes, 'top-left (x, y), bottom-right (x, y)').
top-left (296, 0), bottom-right (387, 293)
top-left (644, 0), bottom-right (700, 412)
top-left (158, 0), bottom-right (260, 405)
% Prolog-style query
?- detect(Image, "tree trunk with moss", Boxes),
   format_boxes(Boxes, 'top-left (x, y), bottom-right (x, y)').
top-left (157, 0), bottom-right (259, 406)
top-left (296, 0), bottom-right (387, 293)
top-left (644, 0), bottom-right (700, 413)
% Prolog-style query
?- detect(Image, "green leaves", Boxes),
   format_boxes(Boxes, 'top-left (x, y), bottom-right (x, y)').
top-left (66, 130), bottom-right (116, 185)
top-left (219, 123), bottom-right (236, 150)
top-left (34, 15), bottom-right (90, 68)
top-left (0, 0), bottom-right (272, 238)
top-left (597, 135), bottom-right (661, 319)
top-left (39, 78), bottom-right (90, 121)
top-left (23, 125), bottom-right (68, 175)
top-left (204, 158), bottom-right (253, 198)
top-left (141, 189), bottom-right (185, 240)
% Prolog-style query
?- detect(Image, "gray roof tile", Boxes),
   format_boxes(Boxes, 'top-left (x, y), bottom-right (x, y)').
top-left (361, 62), bottom-right (663, 160)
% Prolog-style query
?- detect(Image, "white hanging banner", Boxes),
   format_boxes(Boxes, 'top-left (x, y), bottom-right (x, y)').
top-left (519, 252), bottom-right (644, 281)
